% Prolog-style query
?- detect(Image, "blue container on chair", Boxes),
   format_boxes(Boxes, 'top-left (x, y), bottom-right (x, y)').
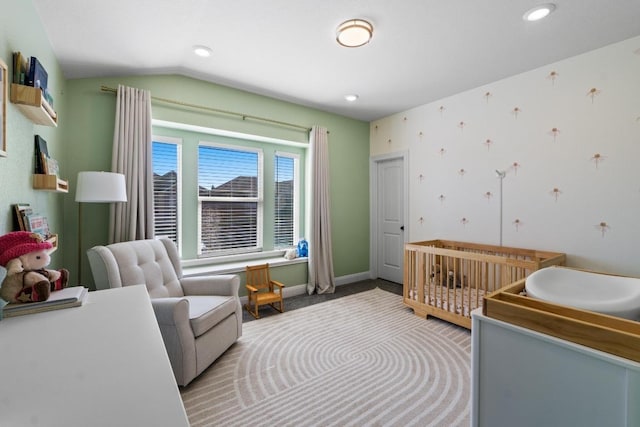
top-left (297, 238), bottom-right (308, 257)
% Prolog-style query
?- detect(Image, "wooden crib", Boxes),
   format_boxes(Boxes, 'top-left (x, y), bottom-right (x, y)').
top-left (403, 240), bottom-right (565, 329)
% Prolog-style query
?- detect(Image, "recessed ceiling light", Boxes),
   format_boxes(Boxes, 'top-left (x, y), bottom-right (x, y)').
top-left (344, 94), bottom-right (359, 102)
top-left (523, 3), bottom-right (556, 21)
top-left (193, 45), bottom-right (213, 57)
top-left (336, 19), bottom-right (373, 48)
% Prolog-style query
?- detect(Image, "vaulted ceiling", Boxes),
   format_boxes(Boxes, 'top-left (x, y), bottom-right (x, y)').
top-left (33, 0), bottom-right (640, 121)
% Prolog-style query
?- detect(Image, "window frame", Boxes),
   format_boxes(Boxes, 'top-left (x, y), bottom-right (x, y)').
top-left (274, 150), bottom-right (300, 249)
top-left (152, 119), bottom-right (308, 263)
top-left (151, 135), bottom-right (183, 255)
top-left (197, 141), bottom-right (264, 257)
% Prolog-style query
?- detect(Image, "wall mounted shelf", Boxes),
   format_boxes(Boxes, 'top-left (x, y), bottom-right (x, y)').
top-left (47, 234), bottom-right (58, 253)
top-left (10, 83), bottom-right (57, 127)
top-left (33, 174), bottom-right (68, 192)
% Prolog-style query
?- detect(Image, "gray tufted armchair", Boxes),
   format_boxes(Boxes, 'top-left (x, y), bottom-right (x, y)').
top-left (87, 238), bottom-right (242, 386)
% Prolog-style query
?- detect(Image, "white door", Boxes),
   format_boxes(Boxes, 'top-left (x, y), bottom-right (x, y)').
top-left (377, 158), bottom-right (404, 283)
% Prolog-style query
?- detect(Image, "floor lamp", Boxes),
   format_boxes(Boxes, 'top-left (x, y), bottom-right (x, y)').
top-left (75, 171), bottom-right (127, 283)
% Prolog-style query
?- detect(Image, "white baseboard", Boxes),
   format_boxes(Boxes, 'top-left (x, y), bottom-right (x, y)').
top-left (239, 271), bottom-right (371, 304)
top-left (335, 271), bottom-right (372, 286)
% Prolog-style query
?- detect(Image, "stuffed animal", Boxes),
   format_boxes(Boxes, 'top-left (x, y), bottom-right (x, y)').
top-left (0, 231), bottom-right (69, 303)
top-left (431, 264), bottom-right (464, 288)
top-left (430, 264), bottom-right (444, 286)
top-left (447, 270), bottom-right (463, 288)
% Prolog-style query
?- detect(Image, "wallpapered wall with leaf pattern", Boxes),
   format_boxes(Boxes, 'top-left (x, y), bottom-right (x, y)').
top-left (370, 36), bottom-right (640, 276)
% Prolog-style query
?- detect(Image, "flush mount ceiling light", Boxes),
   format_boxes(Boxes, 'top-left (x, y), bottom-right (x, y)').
top-left (344, 94), bottom-right (359, 102)
top-left (193, 45), bottom-right (213, 57)
top-left (336, 19), bottom-right (373, 47)
top-left (523, 3), bottom-right (556, 21)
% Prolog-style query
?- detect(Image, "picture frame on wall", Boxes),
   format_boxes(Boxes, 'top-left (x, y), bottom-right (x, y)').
top-left (0, 58), bottom-right (7, 157)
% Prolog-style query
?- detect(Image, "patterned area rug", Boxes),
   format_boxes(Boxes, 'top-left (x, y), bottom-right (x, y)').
top-left (180, 287), bottom-right (471, 427)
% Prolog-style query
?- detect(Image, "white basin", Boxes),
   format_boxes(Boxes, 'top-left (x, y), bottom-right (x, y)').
top-left (525, 267), bottom-right (640, 321)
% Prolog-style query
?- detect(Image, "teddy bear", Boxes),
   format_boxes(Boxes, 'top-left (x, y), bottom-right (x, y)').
top-left (430, 263), bottom-right (464, 288)
top-left (0, 231), bottom-right (69, 303)
top-left (430, 264), bottom-right (444, 286)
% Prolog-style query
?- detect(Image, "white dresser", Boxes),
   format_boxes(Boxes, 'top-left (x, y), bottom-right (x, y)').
top-left (0, 285), bottom-right (189, 427)
top-left (471, 308), bottom-right (640, 427)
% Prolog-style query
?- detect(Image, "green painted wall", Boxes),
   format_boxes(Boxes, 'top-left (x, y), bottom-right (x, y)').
top-left (1, 2), bottom-right (370, 290)
top-left (63, 75), bottom-right (370, 287)
top-left (233, 262), bottom-right (309, 296)
top-left (0, 1), bottom-right (67, 271)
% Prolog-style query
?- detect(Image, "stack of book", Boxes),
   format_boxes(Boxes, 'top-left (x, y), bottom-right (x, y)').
top-left (34, 135), bottom-right (59, 176)
top-left (12, 52), bottom-right (53, 107)
top-left (12, 203), bottom-right (50, 236)
top-left (1, 286), bottom-right (88, 318)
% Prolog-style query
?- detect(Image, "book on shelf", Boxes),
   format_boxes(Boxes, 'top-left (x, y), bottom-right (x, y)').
top-left (25, 214), bottom-right (49, 236)
top-left (46, 157), bottom-right (59, 176)
top-left (34, 135), bottom-right (60, 175)
top-left (2, 286), bottom-right (88, 318)
top-left (12, 52), bottom-right (29, 85)
top-left (43, 88), bottom-right (54, 109)
top-left (40, 152), bottom-right (49, 174)
top-left (41, 95), bottom-right (56, 117)
top-left (27, 56), bottom-right (48, 92)
top-left (20, 208), bottom-right (34, 231)
top-left (12, 203), bottom-right (31, 231)
top-left (34, 135), bottom-right (50, 174)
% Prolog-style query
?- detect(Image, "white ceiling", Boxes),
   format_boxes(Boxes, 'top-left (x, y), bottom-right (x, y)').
top-left (33, 0), bottom-right (640, 122)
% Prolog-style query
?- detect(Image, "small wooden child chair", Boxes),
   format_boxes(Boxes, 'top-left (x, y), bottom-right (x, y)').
top-left (244, 263), bottom-right (285, 319)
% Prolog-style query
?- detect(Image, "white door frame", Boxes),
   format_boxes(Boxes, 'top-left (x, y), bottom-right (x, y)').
top-left (369, 150), bottom-right (409, 280)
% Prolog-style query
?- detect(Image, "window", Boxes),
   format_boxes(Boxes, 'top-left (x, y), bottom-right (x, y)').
top-left (152, 137), bottom-right (182, 248)
top-left (152, 122), bottom-right (305, 261)
top-left (274, 152), bottom-right (299, 248)
top-left (198, 143), bottom-right (263, 255)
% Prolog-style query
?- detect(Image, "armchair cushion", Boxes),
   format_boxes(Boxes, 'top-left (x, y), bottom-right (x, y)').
top-left (181, 275), bottom-right (239, 297)
top-left (185, 295), bottom-right (238, 337)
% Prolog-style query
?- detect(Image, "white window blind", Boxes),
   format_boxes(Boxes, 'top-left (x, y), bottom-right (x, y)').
top-left (152, 140), bottom-right (180, 246)
top-left (198, 144), bottom-right (262, 255)
top-left (274, 154), bottom-right (295, 248)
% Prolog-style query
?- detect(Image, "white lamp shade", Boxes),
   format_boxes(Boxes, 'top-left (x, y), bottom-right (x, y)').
top-left (75, 171), bottom-right (128, 203)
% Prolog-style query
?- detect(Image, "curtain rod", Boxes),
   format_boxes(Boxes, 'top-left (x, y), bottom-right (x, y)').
top-left (100, 85), bottom-right (311, 133)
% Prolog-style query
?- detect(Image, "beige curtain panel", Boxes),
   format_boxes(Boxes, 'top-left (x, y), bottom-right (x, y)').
top-left (109, 85), bottom-right (154, 243)
top-left (307, 125), bottom-right (335, 295)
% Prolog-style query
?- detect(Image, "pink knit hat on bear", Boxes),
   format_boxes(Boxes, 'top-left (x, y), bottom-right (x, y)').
top-left (0, 231), bottom-right (52, 267)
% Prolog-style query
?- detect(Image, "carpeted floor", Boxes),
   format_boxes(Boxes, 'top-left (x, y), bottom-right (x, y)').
top-left (242, 278), bottom-right (403, 323)
top-left (181, 284), bottom-right (471, 427)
